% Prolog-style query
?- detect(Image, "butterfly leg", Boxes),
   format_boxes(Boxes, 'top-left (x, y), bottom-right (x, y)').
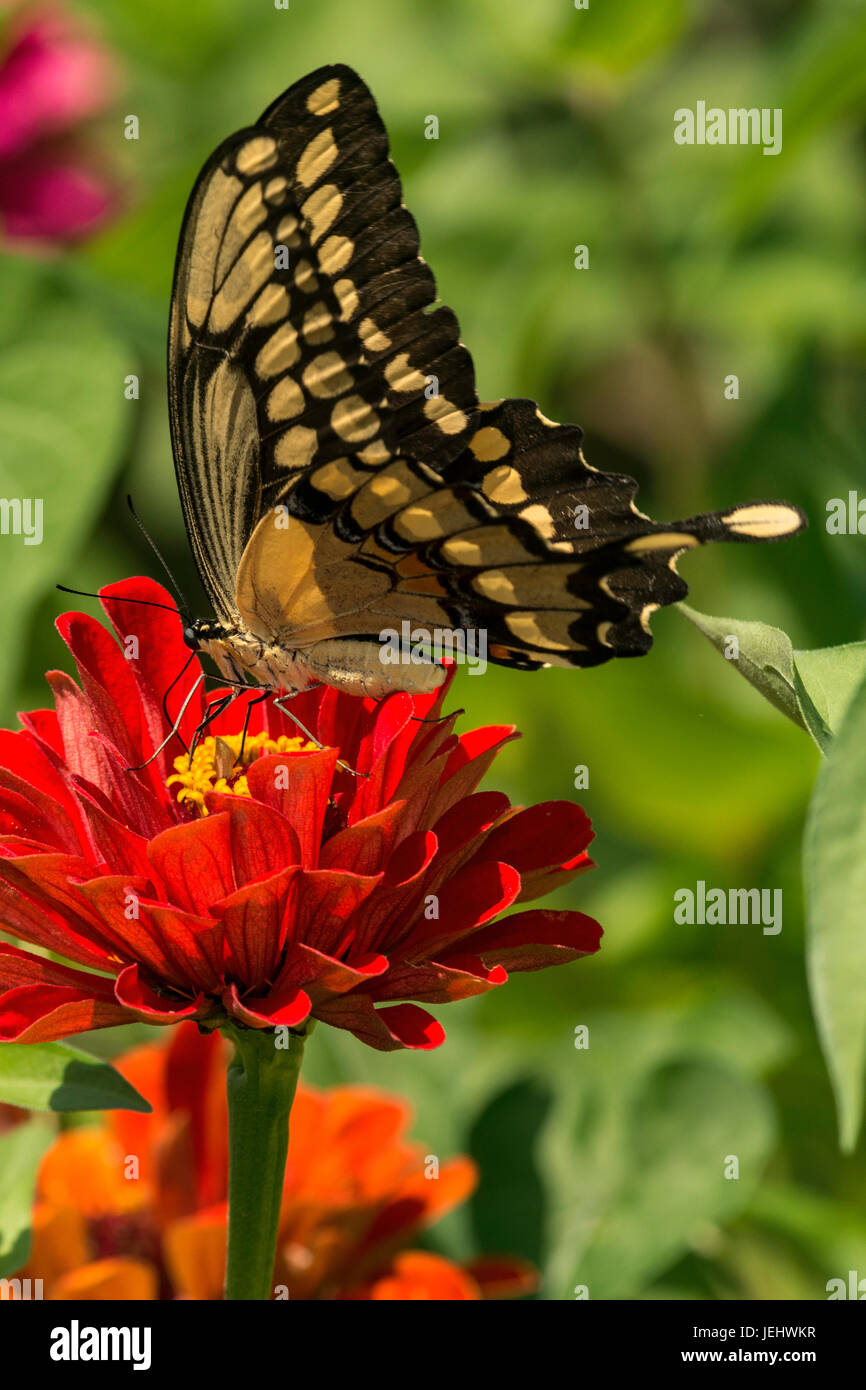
top-left (238, 689), bottom-right (271, 762)
top-left (190, 690), bottom-right (238, 760)
top-left (272, 690), bottom-right (366, 779)
top-left (127, 672), bottom-right (205, 772)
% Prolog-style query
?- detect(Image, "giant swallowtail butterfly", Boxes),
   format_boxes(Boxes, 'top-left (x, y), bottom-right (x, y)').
top-left (170, 63), bottom-right (805, 698)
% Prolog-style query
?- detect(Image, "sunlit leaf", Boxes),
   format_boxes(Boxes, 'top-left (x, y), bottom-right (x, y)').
top-left (803, 668), bottom-right (866, 1151)
top-left (0, 1041), bottom-right (151, 1113)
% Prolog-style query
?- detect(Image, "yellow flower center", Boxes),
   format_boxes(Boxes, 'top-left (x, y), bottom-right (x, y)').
top-left (167, 731), bottom-right (319, 813)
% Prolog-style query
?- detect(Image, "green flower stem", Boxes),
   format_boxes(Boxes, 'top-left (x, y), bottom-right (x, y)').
top-left (223, 1021), bottom-right (309, 1300)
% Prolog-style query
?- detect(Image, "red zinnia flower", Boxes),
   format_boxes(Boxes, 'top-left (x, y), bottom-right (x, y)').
top-left (0, 578), bottom-right (601, 1051)
top-left (5, 1025), bottom-right (537, 1300)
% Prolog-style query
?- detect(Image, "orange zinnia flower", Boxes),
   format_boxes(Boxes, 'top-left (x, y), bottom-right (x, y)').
top-left (10, 1024), bottom-right (536, 1300)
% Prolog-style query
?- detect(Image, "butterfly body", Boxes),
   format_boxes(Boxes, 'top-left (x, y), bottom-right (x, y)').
top-left (189, 617), bottom-right (445, 697)
top-left (168, 64), bottom-right (805, 700)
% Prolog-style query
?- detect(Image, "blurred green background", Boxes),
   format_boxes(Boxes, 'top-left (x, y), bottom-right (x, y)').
top-left (2, 0), bottom-right (866, 1299)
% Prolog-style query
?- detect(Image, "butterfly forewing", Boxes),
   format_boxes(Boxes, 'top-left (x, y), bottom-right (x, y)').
top-left (169, 63), bottom-right (479, 621)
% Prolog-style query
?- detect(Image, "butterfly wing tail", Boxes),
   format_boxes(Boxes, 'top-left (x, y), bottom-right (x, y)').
top-left (673, 501), bottom-right (808, 545)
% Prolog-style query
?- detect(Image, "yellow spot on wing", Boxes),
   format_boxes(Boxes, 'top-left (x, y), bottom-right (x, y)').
top-left (216, 183), bottom-right (267, 285)
top-left (482, 465), bottom-right (527, 506)
top-left (276, 214), bottom-right (301, 246)
top-left (386, 353), bottom-right (427, 393)
top-left (423, 395), bottom-right (468, 434)
top-left (359, 318), bottom-right (391, 352)
top-left (626, 532), bottom-right (700, 553)
top-left (519, 503), bottom-right (556, 540)
top-left (267, 377), bottom-right (305, 420)
top-left (235, 136), bottom-right (278, 176)
top-left (301, 184), bottom-right (343, 243)
top-left (247, 284), bottom-right (289, 328)
top-left (274, 425), bottom-right (318, 470)
top-left (185, 168), bottom-right (241, 327)
top-left (317, 234), bottom-right (354, 275)
top-left (331, 395), bottom-right (380, 443)
top-left (303, 351), bottom-right (353, 399)
top-left (294, 259), bottom-right (319, 294)
top-left (311, 458), bottom-right (362, 499)
top-left (209, 230), bottom-right (273, 333)
top-left (255, 322), bottom-right (300, 377)
top-left (297, 128), bottom-right (338, 189)
top-left (302, 301), bottom-right (335, 344)
top-left (306, 77), bottom-right (341, 116)
top-left (333, 278), bottom-right (358, 320)
top-left (264, 176), bottom-right (287, 203)
top-left (357, 440), bottom-right (390, 464)
top-left (506, 611), bottom-right (572, 651)
top-left (471, 426), bottom-right (510, 461)
top-left (724, 504), bottom-right (803, 538)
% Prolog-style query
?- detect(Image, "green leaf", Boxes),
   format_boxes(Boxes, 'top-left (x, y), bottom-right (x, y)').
top-left (0, 1119), bottom-right (53, 1278)
top-left (0, 1041), bottom-right (151, 1114)
top-left (468, 1077), bottom-right (553, 1269)
top-left (567, 1059), bottom-right (775, 1299)
top-left (803, 667), bottom-right (866, 1151)
top-left (793, 643), bottom-right (866, 740)
top-left (679, 605), bottom-right (863, 753)
top-left (0, 287), bottom-right (129, 721)
top-left (678, 603), bottom-right (806, 733)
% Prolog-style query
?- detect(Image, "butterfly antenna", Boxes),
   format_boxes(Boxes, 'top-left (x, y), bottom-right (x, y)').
top-left (56, 585), bottom-right (183, 615)
top-left (126, 495), bottom-right (191, 617)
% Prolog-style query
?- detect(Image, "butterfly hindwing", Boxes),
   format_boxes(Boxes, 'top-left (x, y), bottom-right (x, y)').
top-left (234, 393), bottom-right (805, 671)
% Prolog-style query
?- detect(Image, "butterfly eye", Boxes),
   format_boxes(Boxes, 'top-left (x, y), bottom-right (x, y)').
top-left (182, 625), bottom-right (199, 651)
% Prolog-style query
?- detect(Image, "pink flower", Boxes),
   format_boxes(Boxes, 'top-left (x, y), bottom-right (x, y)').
top-left (0, 4), bottom-right (118, 243)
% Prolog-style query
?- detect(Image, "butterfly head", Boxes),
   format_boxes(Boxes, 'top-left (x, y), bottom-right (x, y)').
top-left (183, 617), bottom-right (224, 652)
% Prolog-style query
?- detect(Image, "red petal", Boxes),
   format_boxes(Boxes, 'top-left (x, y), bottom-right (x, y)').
top-left (0, 853), bottom-right (118, 968)
top-left (314, 995), bottom-right (445, 1051)
top-left (202, 795), bottom-right (300, 882)
top-left (114, 964), bottom-right (204, 1023)
top-left (432, 726), bottom-right (518, 819)
top-left (319, 802), bottom-right (406, 875)
top-left (245, 749), bottom-right (337, 868)
top-left (147, 815), bottom-right (234, 915)
top-left (0, 728), bottom-right (84, 836)
top-left (56, 611), bottom-right (150, 770)
top-left (467, 908), bottom-right (603, 970)
top-left (405, 860), bottom-right (521, 960)
top-left (0, 945), bottom-right (133, 1041)
top-left (223, 981), bottom-right (311, 1029)
top-left (294, 869), bottom-right (382, 957)
top-left (279, 943), bottom-right (388, 1000)
top-left (211, 865), bottom-right (299, 987)
top-left (100, 578), bottom-right (204, 760)
top-left (370, 954), bottom-right (506, 1003)
top-left (79, 877), bottom-right (223, 992)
